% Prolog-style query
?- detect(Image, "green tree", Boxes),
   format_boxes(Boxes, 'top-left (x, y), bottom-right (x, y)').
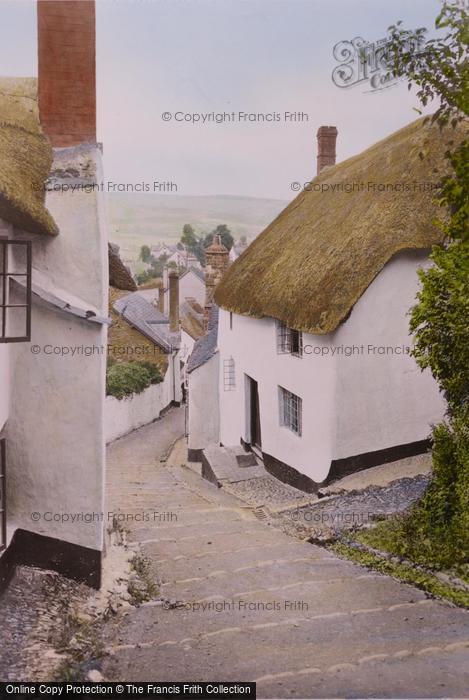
top-left (139, 244), bottom-right (151, 263)
top-left (181, 223), bottom-right (198, 249)
top-left (366, 0), bottom-right (469, 570)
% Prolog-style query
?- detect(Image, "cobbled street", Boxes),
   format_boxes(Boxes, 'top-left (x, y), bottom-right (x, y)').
top-left (101, 407), bottom-right (469, 698)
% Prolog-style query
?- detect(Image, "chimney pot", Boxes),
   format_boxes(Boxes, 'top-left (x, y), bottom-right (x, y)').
top-left (316, 125), bottom-right (338, 175)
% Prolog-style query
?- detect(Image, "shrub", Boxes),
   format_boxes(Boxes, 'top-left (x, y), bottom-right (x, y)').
top-left (106, 360), bottom-right (162, 400)
top-left (360, 409), bottom-right (469, 573)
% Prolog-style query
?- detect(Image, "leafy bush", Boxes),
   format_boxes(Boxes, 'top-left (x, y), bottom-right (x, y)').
top-left (360, 409), bottom-right (469, 573)
top-left (358, 2), bottom-right (469, 574)
top-left (106, 360), bottom-right (162, 400)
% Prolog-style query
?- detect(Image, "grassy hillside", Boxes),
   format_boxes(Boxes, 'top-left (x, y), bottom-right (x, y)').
top-left (108, 193), bottom-right (288, 267)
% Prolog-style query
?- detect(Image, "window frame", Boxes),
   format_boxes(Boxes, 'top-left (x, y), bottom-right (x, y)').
top-left (223, 356), bottom-right (236, 391)
top-left (279, 386), bottom-right (303, 436)
top-left (0, 238), bottom-right (33, 343)
top-left (276, 320), bottom-right (303, 358)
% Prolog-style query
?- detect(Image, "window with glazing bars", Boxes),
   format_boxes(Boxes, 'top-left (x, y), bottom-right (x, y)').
top-left (276, 320), bottom-right (303, 357)
top-left (223, 357), bottom-right (236, 391)
top-left (279, 386), bottom-right (302, 436)
top-left (0, 239), bottom-right (32, 343)
top-left (0, 439), bottom-right (6, 553)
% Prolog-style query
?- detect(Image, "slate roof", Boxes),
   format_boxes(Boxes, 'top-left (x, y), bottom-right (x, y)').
top-left (180, 266), bottom-right (205, 283)
top-left (113, 292), bottom-right (180, 353)
top-left (187, 305), bottom-right (219, 373)
top-left (180, 299), bottom-right (204, 340)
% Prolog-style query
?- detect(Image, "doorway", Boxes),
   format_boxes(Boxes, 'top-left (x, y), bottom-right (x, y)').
top-left (248, 376), bottom-right (262, 453)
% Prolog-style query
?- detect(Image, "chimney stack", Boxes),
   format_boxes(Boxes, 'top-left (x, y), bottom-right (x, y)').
top-left (157, 286), bottom-right (165, 314)
top-left (169, 271), bottom-right (179, 333)
top-left (203, 234), bottom-right (230, 331)
top-left (316, 126), bottom-right (338, 175)
top-left (38, 0), bottom-right (96, 147)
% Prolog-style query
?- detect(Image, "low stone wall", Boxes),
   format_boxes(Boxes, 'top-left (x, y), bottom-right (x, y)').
top-left (105, 369), bottom-right (173, 443)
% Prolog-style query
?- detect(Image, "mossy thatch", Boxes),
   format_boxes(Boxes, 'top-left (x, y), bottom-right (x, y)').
top-left (109, 242), bottom-right (137, 291)
top-left (0, 77), bottom-right (58, 236)
top-left (215, 117), bottom-right (467, 334)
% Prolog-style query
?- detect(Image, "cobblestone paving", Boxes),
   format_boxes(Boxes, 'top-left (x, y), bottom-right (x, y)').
top-left (101, 416), bottom-right (469, 698)
top-left (279, 475), bottom-right (430, 540)
top-left (223, 474), bottom-right (315, 510)
top-left (0, 566), bottom-right (85, 681)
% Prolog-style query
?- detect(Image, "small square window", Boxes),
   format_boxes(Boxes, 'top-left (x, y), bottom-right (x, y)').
top-left (0, 239), bottom-right (32, 343)
top-left (279, 386), bottom-right (302, 436)
top-left (276, 321), bottom-right (302, 357)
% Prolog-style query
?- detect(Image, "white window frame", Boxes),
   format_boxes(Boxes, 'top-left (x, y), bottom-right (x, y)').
top-left (276, 320), bottom-right (303, 357)
top-left (278, 386), bottom-right (302, 436)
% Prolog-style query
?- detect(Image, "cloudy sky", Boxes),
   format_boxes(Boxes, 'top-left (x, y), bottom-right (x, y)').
top-left (1, 0), bottom-right (442, 199)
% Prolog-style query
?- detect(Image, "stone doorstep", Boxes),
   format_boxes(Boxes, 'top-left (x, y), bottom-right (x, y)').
top-left (201, 444), bottom-right (266, 486)
top-left (201, 444), bottom-right (317, 516)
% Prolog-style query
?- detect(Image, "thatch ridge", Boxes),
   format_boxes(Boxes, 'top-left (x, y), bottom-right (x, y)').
top-left (109, 242), bottom-right (137, 291)
top-left (0, 77), bottom-right (58, 236)
top-left (215, 117), bottom-right (467, 334)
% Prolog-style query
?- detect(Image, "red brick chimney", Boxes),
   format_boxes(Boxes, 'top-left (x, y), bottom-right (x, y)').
top-left (204, 234), bottom-right (229, 331)
top-left (316, 126), bottom-right (338, 175)
top-left (168, 271), bottom-right (179, 333)
top-left (37, 0), bottom-right (96, 147)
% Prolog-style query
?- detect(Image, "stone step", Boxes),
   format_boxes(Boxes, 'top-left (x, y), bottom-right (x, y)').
top-left (201, 444), bottom-right (265, 486)
top-left (107, 601), bottom-right (469, 687)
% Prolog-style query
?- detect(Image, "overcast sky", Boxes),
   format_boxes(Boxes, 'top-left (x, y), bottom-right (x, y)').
top-left (0, 0), bottom-right (442, 199)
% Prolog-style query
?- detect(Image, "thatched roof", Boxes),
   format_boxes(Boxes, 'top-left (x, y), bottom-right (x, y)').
top-left (0, 77), bottom-right (58, 236)
top-left (109, 243), bottom-right (137, 291)
top-left (215, 117), bottom-right (466, 334)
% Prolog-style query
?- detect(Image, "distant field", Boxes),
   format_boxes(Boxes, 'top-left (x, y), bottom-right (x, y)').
top-left (107, 193), bottom-right (288, 267)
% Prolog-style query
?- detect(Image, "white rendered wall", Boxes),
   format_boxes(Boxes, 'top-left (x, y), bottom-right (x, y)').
top-left (5, 146), bottom-right (108, 551)
top-left (218, 250), bottom-right (445, 483)
top-left (218, 312), bottom-right (335, 482)
top-left (105, 366), bottom-right (173, 443)
top-left (333, 250), bottom-right (445, 458)
top-left (188, 352), bottom-right (220, 452)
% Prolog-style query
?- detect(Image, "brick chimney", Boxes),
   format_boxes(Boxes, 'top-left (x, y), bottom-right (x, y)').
top-left (316, 126), bottom-right (338, 175)
top-left (37, 0), bottom-right (96, 147)
top-left (204, 234), bottom-right (229, 331)
top-left (168, 271), bottom-right (179, 333)
top-left (157, 286), bottom-right (165, 314)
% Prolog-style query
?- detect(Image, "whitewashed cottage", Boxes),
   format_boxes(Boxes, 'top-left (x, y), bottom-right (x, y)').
top-left (0, 0), bottom-right (108, 589)
top-left (189, 119), bottom-right (462, 491)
